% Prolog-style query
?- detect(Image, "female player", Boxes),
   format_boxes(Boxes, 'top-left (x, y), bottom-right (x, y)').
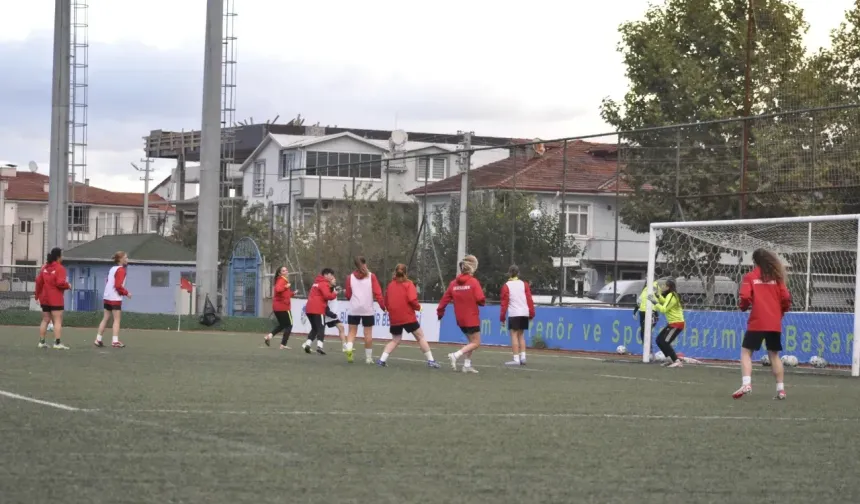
top-left (302, 268), bottom-right (338, 355)
top-left (95, 251), bottom-right (131, 348)
top-left (733, 248), bottom-right (792, 400)
top-left (633, 281), bottom-right (659, 343)
top-left (344, 256), bottom-right (386, 364)
top-left (649, 278), bottom-right (685, 368)
top-left (265, 266), bottom-right (294, 349)
top-left (323, 295), bottom-right (347, 352)
top-left (376, 264), bottom-right (440, 368)
top-left (499, 265), bottom-right (535, 366)
top-left (438, 255), bottom-right (485, 373)
top-left (34, 247), bottom-right (70, 350)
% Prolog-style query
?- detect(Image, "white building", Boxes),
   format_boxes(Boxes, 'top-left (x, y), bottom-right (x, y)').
top-left (407, 140), bottom-right (650, 292)
top-left (0, 168), bottom-right (174, 266)
top-left (239, 130), bottom-right (510, 228)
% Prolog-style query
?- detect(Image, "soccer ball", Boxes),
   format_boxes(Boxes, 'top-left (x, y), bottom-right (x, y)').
top-left (528, 209), bottom-right (542, 221)
top-left (616, 345), bottom-right (627, 355)
top-left (809, 356), bottom-right (822, 367)
top-left (654, 351), bottom-right (666, 363)
top-left (47, 322), bottom-right (54, 332)
top-left (761, 354), bottom-right (771, 367)
top-left (813, 357), bottom-right (828, 369)
top-left (781, 355), bottom-right (798, 367)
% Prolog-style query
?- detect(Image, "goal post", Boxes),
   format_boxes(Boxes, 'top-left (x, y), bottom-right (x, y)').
top-left (642, 214), bottom-right (860, 377)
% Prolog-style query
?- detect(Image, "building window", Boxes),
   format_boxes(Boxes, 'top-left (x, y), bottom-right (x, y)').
top-left (149, 215), bottom-right (160, 233)
top-left (565, 204), bottom-right (590, 237)
top-left (279, 150), bottom-right (298, 179)
top-left (151, 270), bottom-right (170, 288)
top-left (299, 206), bottom-right (316, 228)
top-left (19, 219), bottom-right (32, 235)
top-left (275, 204), bottom-right (289, 225)
top-left (98, 212), bottom-right (121, 236)
top-left (69, 205), bottom-right (89, 232)
top-left (253, 160), bottom-right (265, 196)
top-left (620, 270), bottom-right (643, 280)
top-left (305, 151), bottom-right (382, 179)
top-left (416, 157), bottom-right (447, 182)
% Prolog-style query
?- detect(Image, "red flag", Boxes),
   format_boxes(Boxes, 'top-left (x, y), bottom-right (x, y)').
top-left (180, 277), bottom-right (193, 293)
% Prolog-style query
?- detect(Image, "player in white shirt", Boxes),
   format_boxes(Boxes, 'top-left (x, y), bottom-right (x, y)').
top-left (95, 251), bottom-right (131, 348)
top-left (499, 265), bottom-right (535, 366)
top-left (344, 256), bottom-right (386, 364)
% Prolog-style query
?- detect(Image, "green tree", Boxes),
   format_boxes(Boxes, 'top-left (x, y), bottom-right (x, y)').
top-left (426, 193), bottom-right (580, 300)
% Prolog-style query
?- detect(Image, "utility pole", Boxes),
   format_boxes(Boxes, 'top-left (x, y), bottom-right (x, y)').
top-left (132, 158), bottom-right (153, 233)
top-left (47, 0), bottom-right (71, 250)
top-left (740, 0), bottom-right (755, 218)
top-left (456, 131), bottom-right (472, 271)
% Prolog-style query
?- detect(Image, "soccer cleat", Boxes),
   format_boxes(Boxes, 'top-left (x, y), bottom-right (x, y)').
top-left (365, 357), bottom-right (374, 364)
top-left (316, 348), bottom-right (326, 356)
top-left (774, 390), bottom-right (786, 400)
top-left (94, 340), bottom-right (104, 348)
top-left (112, 341), bottom-right (125, 348)
top-left (345, 349), bottom-right (354, 363)
top-left (264, 335), bottom-right (272, 347)
top-left (53, 343), bottom-right (70, 350)
top-left (342, 344), bottom-right (348, 353)
top-left (37, 341), bottom-right (49, 349)
top-left (504, 360), bottom-right (520, 367)
top-left (667, 360), bottom-right (683, 368)
top-left (447, 353), bottom-right (458, 371)
top-left (426, 360), bottom-right (441, 369)
top-left (520, 360), bottom-right (527, 366)
top-left (280, 344), bottom-right (291, 350)
top-left (462, 366), bottom-right (479, 374)
top-left (303, 343), bottom-right (312, 354)
top-left (376, 359), bottom-right (387, 367)
top-left (732, 385), bottom-right (752, 399)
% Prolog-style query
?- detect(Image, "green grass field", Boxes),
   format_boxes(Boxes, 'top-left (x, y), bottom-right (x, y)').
top-left (1, 326), bottom-right (859, 504)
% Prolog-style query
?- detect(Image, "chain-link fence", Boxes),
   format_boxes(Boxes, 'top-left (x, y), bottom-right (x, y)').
top-left (0, 263), bottom-right (40, 311)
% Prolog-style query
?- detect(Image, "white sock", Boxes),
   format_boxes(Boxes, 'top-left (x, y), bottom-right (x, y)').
top-left (96, 334), bottom-right (102, 342)
top-left (317, 340), bottom-right (324, 349)
top-left (365, 348), bottom-right (373, 359)
top-left (742, 375), bottom-right (751, 386)
top-left (513, 354), bottom-right (520, 363)
top-left (112, 335), bottom-right (119, 344)
top-left (453, 350), bottom-right (463, 359)
top-left (346, 342), bottom-right (353, 351)
top-left (380, 352), bottom-right (389, 362)
top-left (424, 351), bottom-right (434, 361)
top-left (303, 339), bottom-right (311, 347)
top-left (776, 382), bottom-right (784, 391)
top-left (520, 351), bottom-right (526, 361)
top-left (464, 359), bottom-right (472, 368)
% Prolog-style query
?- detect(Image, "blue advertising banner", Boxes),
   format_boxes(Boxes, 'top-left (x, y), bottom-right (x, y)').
top-left (438, 305), bottom-right (855, 365)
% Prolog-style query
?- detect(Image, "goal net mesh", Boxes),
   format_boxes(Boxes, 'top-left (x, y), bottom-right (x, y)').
top-left (645, 218), bottom-right (858, 370)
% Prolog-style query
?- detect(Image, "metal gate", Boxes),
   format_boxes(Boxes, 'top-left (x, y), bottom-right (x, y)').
top-left (227, 237), bottom-right (262, 317)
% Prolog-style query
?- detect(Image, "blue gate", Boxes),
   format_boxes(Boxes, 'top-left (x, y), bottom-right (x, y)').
top-left (227, 237), bottom-right (263, 317)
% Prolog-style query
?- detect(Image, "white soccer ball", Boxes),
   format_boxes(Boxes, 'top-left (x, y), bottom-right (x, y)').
top-left (760, 354), bottom-right (771, 366)
top-left (528, 209), bottom-right (542, 221)
top-left (616, 345), bottom-right (627, 355)
top-left (809, 356), bottom-right (822, 367)
top-left (47, 322), bottom-right (54, 332)
top-left (781, 355), bottom-right (798, 367)
top-left (814, 357), bottom-right (828, 369)
top-left (654, 351), bottom-right (666, 363)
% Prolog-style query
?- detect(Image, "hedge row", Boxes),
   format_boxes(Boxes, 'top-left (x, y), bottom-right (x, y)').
top-left (0, 309), bottom-right (275, 334)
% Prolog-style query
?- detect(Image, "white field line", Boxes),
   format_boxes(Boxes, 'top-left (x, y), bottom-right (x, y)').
top-left (596, 374), bottom-right (702, 385)
top-left (0, 389), bottom-right (81, 411)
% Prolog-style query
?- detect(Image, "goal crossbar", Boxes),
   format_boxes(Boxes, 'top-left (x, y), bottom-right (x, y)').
top-left (643, 215), bottom-right (860, 377)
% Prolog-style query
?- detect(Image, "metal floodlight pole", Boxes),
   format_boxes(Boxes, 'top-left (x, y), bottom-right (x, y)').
top-left (456, 131), bottom-right (472, 270)
top-left (48, 0), bottom-right (71, 251)
top-left (194, 0), bottom-right (224, 313)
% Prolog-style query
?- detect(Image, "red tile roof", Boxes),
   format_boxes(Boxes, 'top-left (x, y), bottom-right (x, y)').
top-left (1, 171), bottom-right (173, 210)
top-left (406, 140), bottom-right (633, 196)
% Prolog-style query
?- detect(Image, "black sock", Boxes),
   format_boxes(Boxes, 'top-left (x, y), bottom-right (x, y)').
top-left (55, 339), bottom-right (61, 345)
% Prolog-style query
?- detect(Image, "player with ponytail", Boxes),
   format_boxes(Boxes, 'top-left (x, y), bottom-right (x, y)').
top-left (438, 255), bottom-right (485, 373)
top-left (34, 247), bottom-right (71, 349)
top-left (265, 266), bottom-right (294, 349)
top-left (344, 256), bottom-right (386, 364)
top-left (376, 264), bottom-right (440, 368)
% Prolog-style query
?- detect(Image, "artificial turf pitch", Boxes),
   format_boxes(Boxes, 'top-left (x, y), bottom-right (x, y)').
top-left (1, 326), bottom-right (859, 504)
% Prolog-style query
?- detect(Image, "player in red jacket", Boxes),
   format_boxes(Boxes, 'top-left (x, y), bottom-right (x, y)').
top-left (733, 248), bottom-right (792, 400)
top-left (500, 265), bottom-right (536, 367)
top-left (376, 264), bottom-right (440, 368)
top-left (437, 255), bottom-right (486, 373)
top-left (95, 251), bottom-right (131, 348)
top-left (34, 247), bottom-right (71, 350)
top-left (302, 268), bottom-right (338, 355)
top-left (265, 266), bottom-right (294, 349)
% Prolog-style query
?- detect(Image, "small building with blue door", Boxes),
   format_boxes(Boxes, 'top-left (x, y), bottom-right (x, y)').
top-left (62, 234), bottom-right (197, 314)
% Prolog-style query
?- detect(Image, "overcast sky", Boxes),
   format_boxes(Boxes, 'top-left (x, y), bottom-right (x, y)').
top-left (0, 0), bottom-right (853, 193)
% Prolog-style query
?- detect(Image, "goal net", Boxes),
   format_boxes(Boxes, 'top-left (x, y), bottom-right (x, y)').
top-left (642, 215), bottom-right (860, 376)
top-left (0, 264), bottom-right (41, 311)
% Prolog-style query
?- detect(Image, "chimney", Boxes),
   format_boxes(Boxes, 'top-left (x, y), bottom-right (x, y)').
top-left (84, 178), bottom-right (89, 186)
top-left (44, 183), bottom-right (49, 193)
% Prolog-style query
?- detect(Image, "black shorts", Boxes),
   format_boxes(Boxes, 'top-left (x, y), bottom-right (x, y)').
top-left (507, 316), bottom-right (530, 331)
top-left (104, 302), bottom-right (122, 311)
top-left (41, 305), bottom-right (63, 312)
top-left (324, 308), bottom-right (340, 328)
top-left (347, 315), bottom-right (375, 328)
top-left (460, 326), bottom-right (480, 335)
top-left (390, 322), bottom-right (421, 336)
top-left (743, 331), bottom-right (782, 352)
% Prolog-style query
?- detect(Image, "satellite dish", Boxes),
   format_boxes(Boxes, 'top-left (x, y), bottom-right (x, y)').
top-left (28, 161), bottom-right (38, 173)
top-left (389, 130), bottom-right (408, 150)
top-left (266, 187), bottom-right (274, 198)
top-left (532, 139), bottom-right (546, 156)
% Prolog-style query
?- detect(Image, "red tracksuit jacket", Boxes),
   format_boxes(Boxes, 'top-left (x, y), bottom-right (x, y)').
top-left (437, 274), bottom-right (485, 328)
top-left (272, 275), bottom-right (293, 312)
top-left (385, 279), bottom-right (421, 326)
top-left (739, 266), bottom-right (792, 332)
top-left (35, 262), bottom-right (70, 307)
top-left (306, 275), bottom-right (337, 315)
